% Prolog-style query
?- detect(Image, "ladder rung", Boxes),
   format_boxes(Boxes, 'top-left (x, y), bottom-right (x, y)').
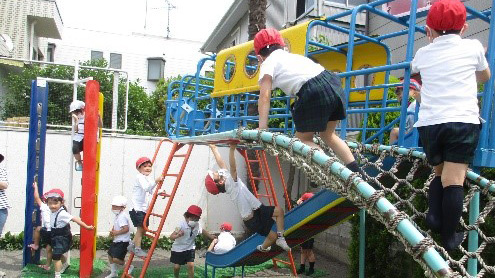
top-left (151, 212), bottom-right (163, 218)
top-left (257, 194), bottom-right (271, 197)
top-left (144, 233), bottom-right (156, 239)
top-left (248, 160), bottom-right (262, 163)
top-left (173, 154), bottom-right (187, 158)
top-left (273, 258), bottom-right (291, 265)
top-left (165, 173), bottom-right (179, 177)
top-left (252, 177), bottom-right (267, 180)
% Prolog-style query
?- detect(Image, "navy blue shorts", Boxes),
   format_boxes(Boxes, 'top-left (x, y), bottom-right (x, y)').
top-left (170, 249), bottom-right (195, 265)
top-left (72, 140), bottom-right (83, 154)
top-left (418, 122), bottom-right (480, 166)
top-left (40, 227), bottom-right (51, 247)
top-left (243, 205), bottom-right (275, 237)
top-left (292, 70), bottom-right (346, 132)
top-left (130, 209), bottom-right (149, 228)
top-left (108, 241), bottom-right (129, 261)
top-left (300, 238), bottom-right (315, 249)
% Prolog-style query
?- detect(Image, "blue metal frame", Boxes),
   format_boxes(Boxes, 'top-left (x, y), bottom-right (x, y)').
top-left (23, 80), bottom-right (49, 266)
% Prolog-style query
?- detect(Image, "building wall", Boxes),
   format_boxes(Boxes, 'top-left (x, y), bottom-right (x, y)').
top-left (50, 28), bottom-right (206, 92)
top-left (367, 0), bottom-right (492, 77)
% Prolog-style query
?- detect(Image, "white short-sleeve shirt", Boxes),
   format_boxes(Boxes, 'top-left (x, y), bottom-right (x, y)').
top-left (113, 212), bottom-right (131, 243)
top-left (411, 35), bottom-right (489, 127)
top-left (50, 208), bottom-right (72, 229)
top-left (131, 173), bottom-right (157, 212)
top-left (171, 220), bottom-right (202, 252)
top-left (213, 231), bottom-right (236, 254)
top-left (258, 49), bottom-right (325, 96)
top-left (223, 170), bottom-right (262, 219)
top-left (40, 203), bottom-right (52, 231)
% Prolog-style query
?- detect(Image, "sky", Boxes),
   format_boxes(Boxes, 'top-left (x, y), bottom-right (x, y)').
top-left (56, 0), bottom-right (234, 42)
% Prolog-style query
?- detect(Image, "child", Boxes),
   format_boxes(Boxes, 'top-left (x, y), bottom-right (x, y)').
top-left (169, 205), bottom-right (215, 278)
top-left (0, 153), bottom-right (9, 238)
top-left (205, 144), bottom-right (290, 252)
top-left (106, 195), bottom-right (134, 278)
top-left (411, 0), bottom-right (490, 250)
top-left (206, 222), bottom-right (236, 254)
top-left (254, 28), bottom-right (362, 174)
top-left (296, 192), bottom-right (316, 275)
top-left (29, 182), bottom-right (53, 271)
top-left (128, 157), bottom-right (164, 257)
top-left (69, 100), bottom-right (85, 171)
top-left (42, 187), bottom-right (94, 278)
top-left (389, 79), bottom-right (421, 144)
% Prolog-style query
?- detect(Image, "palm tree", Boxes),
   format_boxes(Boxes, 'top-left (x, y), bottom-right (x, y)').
top-left (248, 0), bottom-right (267, 40)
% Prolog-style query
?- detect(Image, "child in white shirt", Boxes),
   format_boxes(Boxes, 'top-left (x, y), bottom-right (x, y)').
top-left (207, 222), bottom-right (236, 254)
top-left (29, 182), bottom-right (54, 271)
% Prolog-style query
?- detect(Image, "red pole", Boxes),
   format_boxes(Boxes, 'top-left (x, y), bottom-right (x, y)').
top-left (79, 80), bottom-right (99, 277)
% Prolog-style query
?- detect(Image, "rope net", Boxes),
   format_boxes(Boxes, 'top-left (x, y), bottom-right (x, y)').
top-left (236, 129), bottom-right (495, 278)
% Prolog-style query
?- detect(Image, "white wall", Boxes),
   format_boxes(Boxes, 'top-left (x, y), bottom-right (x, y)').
top-left (50, 27), bottom-right (207, 93)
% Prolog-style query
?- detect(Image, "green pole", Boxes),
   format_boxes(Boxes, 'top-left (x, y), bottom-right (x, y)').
top-left (359, 209), bottom-right (366, 278)
top-left (467, 167), bottom-right (480, 275)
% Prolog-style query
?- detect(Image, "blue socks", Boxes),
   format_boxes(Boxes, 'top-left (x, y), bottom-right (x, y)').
top-left (426, 176), bottom-right (443, 233)
top-left (441, 185), bottom-right (464, 251)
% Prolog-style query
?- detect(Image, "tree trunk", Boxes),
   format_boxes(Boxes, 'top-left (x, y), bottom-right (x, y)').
top-left (248, 0), bottom-right (267, 40)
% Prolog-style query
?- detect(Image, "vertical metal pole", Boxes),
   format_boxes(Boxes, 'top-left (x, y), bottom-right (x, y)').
top-left (358, 209), bottom-right (366, 278)
top-left (467, 167), bottom-right (481, 275)
top-left (112, 71), bottom-right (119, 132)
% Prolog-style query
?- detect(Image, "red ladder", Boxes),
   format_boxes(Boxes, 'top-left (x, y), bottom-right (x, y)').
top-left (240, 149), bottom-right (297, 276)
top-left (122, 139), bottom-right (194, 278)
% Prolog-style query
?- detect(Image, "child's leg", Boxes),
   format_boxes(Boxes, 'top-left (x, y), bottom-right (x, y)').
top-left (425, 165), bottom-right (444, 232)
top-left (439, 161), bottom-right (468, 250)
top-left (308, 249), bottom-right (315, 263)
top-left (307, 250), bottom-right (316, 275)
top-left (260, 231), bottom-right (277, 250)
top-left (390, 128), bottom-right (399, 144)
top-left (74, 152), bottom-right (82, 162)
top-left (45, 245), bottom-right (53, 268)
top-left (29, 226), bottom-right (41, 250)
top-left (272, 206), bottom-right (285, 234)
top-left (186, 262), bottom-right (194, 278)
top-left (134, 227), bottom-right (144, 248)
top-left (295, 131), bottom-right (319, 149)
top-left (319, 121), bottom-right (355, 164)
top-left (173, 264), bottom-right (181, 278)
top-left (298, 248), bottom-right (307, 274)
top-left (54, 258), bottom-right (62, 272)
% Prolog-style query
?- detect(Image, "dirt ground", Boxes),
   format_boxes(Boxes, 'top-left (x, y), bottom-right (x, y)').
top-left (0, 248), bottom-right (348, 277)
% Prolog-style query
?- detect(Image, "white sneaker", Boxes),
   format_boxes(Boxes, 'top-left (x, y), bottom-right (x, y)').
top-left (105, 272), bottom-right (118, 278)
top-left (276, 237), bottom-right (291, 251)
top-left (61, 262), bottom-right (70, 273)
top-left (134, 248), bottom-right (147, 257)
top-left (256, 245), bottom-right (271, 252)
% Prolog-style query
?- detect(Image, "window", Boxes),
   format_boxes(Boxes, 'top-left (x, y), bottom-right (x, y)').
top-left (326, 0), bottom-right (367, 7)
top-left (91, 50), bottom-right (103, 61)
top-left (230, 27), bottom-right (240, 47)
top-left (110, 53), bottom-right (122, 69)
top-left (296, 0), bottom-right (316, 19)
top-left (47, 43), bottom-right (55, 62)
top-left (147, 57), bottom-right (166, 81)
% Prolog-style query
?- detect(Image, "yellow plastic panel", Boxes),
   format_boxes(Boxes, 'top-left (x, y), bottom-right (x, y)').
top-left (212, 21), bottom-right (311, 97)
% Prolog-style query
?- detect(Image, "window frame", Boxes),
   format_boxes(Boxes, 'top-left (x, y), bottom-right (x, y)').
top-left (109, 52), bottom-right (122, 69)
top-left (147, 57), bottom-right (166, 82)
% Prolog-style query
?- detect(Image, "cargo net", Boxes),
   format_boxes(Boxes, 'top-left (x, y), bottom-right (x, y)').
top-left (237, 129), bottom-right (495, 278)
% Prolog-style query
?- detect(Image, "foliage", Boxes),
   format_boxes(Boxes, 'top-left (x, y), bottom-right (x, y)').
top-left (0, 231), bottom-right (24, 250)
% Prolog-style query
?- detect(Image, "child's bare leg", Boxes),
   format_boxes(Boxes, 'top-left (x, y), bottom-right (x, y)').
top-left (186, 262), bottom-right (194, 278)
top-left (272, 206), bottom-right (285, 233)
top-left (439, 161), bottom-right (468, 250)
top-left (45, 245), bottom-right (53, 268)
top-left (113, 258), bottom-right (125, 265)
top-left (54, 259), bottom-right (62, 272)
top-left (74, 152), bottom-right (82, 162)
top-left (308, 250), bottom-right (315, 262)
top-left (207, 239), bottom-right (218, 252)
top-left (295, 131), bottom-right (319, 149)
top-left (390, 128), bottom-right (399, 144)
top-left (319, 121), bottom-right (354, 164)
top-left (29, 226), bottom-right (41, 250)
top-left (260, 231), bottom-right (277, 250)
top-left (173, 264), bottom-right (181, 278)
top-left (134, 227), bottom-right (144, 248)
top-left (300, 249), bottom-right (307, 264)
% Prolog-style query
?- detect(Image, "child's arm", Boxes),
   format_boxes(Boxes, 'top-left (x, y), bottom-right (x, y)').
top-left (229, 144), bottom-right (237, 181)
top-left (201, 229), bottom-right (216, 241)
top-left (169, 229), bottom-right (184, 240)
top-left (71, 216), bottom-right (94, 230)
top-left (110, 225), bottom-right (129, 237)
top-left (258, 75), bottom-right (273, 130)
top-left (209, 144), bottom-right (227, 169)
top-left (72, 114), bottom-right (79, 132)
top-left (32, 182), bottom-right (43, 207)
top-left (476, 68), bottom-right (491, 83)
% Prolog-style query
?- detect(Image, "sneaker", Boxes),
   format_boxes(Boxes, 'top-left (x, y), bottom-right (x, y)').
top-left (134, 248), bottom-right (148, 257)
top-left (0, 271), bottom-right (6, 278)
top-left (256, 245), bottom-right (271, 252)
top-left (275, 237), bottom-right (290, 251)
top-left (306, 268), bottom-right (315, 276)
top-left (75, 161), bottom-right (83, 171)
top-left (127, 242), bottom-right (135, 252)
top-left (128, 265), bottom-right (135, 274)
top-left (105, 272), bottom-right (118, 278)
top-left (61, 262), bottom-right (70, 273)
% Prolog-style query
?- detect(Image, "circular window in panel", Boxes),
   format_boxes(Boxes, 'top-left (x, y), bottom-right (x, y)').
top-left (223, 54), bottom-right (236, 83)
top-left (244, 50), bottom-right (259, 78)
top-left (353, 65), bottom-right (375, 94)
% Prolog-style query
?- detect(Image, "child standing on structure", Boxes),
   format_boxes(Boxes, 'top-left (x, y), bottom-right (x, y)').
top-left (42, 187), bottom-right (94, 278)
top-left (205, 144), bottom-right (290, 252)
top-left (412, 0), bottom-right (490, 250)
top-left (169, 205), bottom-right (215, 278)
top-left (296, 192), bottom-right (316, 275)
top-left (29, 182), bottom-right (54, 271)
top-left (105, 195), bottom-right (134, 278)
top-left (254, 28), bottom-right (362, 174)
top-left (128, 157), bottom-right (164, 257)
top-left (69, 100), bottom-right (85, 171)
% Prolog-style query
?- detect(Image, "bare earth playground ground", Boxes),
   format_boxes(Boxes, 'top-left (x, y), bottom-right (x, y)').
top-left (0, 248), bottom-right (348, 277)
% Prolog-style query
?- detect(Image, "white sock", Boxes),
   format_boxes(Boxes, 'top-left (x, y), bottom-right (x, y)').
top-left (277, 230), bottom-right (285, 237)
top-left (129, 265), bottom-right (135, 274)
top-left (55, 272), bottom-right (62, 278)
top-left (110, 263), bottom-right (117, 273)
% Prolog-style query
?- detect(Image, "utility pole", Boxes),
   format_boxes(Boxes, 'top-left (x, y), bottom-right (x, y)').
top-left (165, 0), bottom-right (176, 39)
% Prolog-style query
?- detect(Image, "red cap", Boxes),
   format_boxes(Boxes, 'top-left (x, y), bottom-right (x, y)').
top-left (426, 0), bottom-right (466, 31)
top-left (136, 157), bottom-right (152, 169)
top-left (187, 205), bottom-right (202, 217)
top-left (205, 171), bottom-right (220, 195)
top-left (220, 222), bottom-right (233, 231)
top-left (301, 192), bottom-right (314, 202)
top-left (254, 28), bottom-right (285, 55)
top-left (44, 189), bottom-right (64, 199)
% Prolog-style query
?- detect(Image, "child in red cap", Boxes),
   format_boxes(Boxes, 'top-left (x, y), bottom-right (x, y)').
top-left (296, 192), bottom-right (316, 275)
top-left (206, 222), bottom-right (236, 254)
top-left (169, 205), bottom-right (214, 278)
top-left (128, 157), bottom-right (164, 257)
top-left (390, 78), bottom-right (421, 144)
top-left (254, 28), bottom-right (363, 175)
top-left (206, 144), bottom-right (291, 252)
top-left (412, 0), bottom-right (491, 250)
